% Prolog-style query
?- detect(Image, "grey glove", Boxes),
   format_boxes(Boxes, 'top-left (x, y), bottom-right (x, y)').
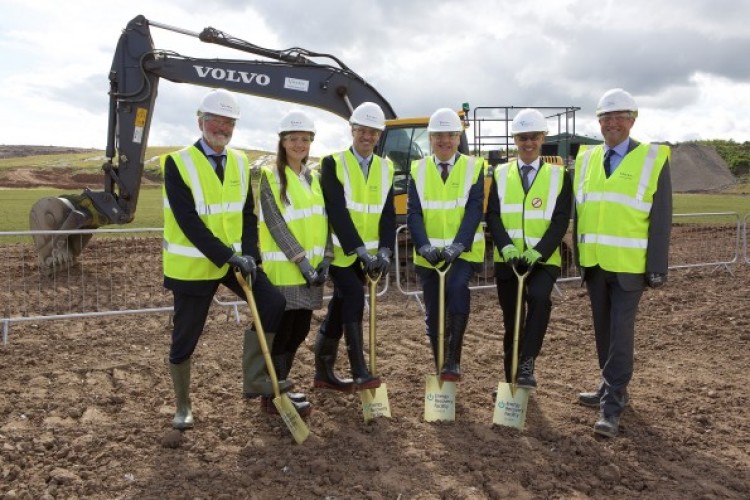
top-left (417, 244), bottom-right (442, 267)
top-left (355, 246), bottom-right (379, 273)
top-left (646, 272), bottom-right (667, 288)
top-left (375, 247), bottom-right (392, 275)
top-left (298, 258), bottom-right (319, 286)
top-left (228, 254), bottom-right (257, 284)
top-left (441, 242), bottom-right (465, 265)
top-left (313, 258), bottom-right (331, 286)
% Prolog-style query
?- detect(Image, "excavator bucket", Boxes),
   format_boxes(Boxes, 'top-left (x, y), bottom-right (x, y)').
top-left (29, 197), bottom-right (94, 274)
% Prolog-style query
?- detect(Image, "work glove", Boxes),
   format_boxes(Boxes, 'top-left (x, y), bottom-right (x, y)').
top-left (646, 272), bottom-right (667, 288)
top-left (313, 258), bottom-right (331, 286)
top-left (375, 247), bottom-right (392, 276)
top-left (355, 246), bottom-right (379, 274)
top-left (298, 258), bottom-right (319, 286)
top-left (417, 244), bottom-right (442, 267)
top-left (228, 254), bottom-right (257, 284)
top-left (501, 244), bottom-right (520, 266)
top-left (441, 242), bottom-right (465, 265)
top-left (521, 248), bottom-right (542, 267)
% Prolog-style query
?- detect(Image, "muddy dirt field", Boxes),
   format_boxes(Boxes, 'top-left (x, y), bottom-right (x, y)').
top-left (1, 254), bottom-right (749, 499)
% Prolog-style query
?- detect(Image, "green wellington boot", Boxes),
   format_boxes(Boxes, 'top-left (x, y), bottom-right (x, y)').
top-left (169, 359), bottom-right (194, 430)
top-left (243, 328), bottom-right (293, 398)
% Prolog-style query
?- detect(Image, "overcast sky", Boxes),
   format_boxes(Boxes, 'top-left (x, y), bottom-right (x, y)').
top-left (2, 0), bottom-right (750, 157)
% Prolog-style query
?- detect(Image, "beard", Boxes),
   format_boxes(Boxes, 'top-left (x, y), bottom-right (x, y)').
top-left (204, 130), bottom-right (231, 149)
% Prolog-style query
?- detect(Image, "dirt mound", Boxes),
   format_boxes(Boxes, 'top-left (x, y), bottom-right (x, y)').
top-left (0, 145), bottom-right (99, 159)
top-left (0, 167), bottom-right (161, 189)
top-left (670, 143), bottom-right (735, 192)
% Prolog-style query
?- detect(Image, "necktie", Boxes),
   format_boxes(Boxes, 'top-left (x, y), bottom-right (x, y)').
top-left (521, 164), bottom-right (533, 193)
top-left (439, 162), bottom-right (450, 182)
top-left (210, 154), bottom-right (225, 183)
top-left (360, 160), bottom-right (369, 179)
top-left (603, 149), bottom-right (614, 178)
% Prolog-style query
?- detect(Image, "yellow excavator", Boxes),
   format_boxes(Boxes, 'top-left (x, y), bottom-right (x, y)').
top-left (29, 15), bottom-right (580, 274)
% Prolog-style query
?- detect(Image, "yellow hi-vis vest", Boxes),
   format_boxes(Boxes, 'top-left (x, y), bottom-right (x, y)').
top-left (410, 155), bottom-right (486, 267)
top-left (574, 143), bottom-right (670, 273)
top-left (492, 160), bottom-right (564, 267)
top-left (258, 165), bottom-right (328, 286)
top-left (330, 150), bottom-right (394, 267)
top-left (161, 146), bottom-right (249, 281)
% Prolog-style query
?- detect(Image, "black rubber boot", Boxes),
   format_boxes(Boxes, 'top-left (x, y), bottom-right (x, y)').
top-left (313, 333), bottom-right (355, 393)
top-left (428, 335), bottom-right (444, 373)
top-left (344, 322), bottom-right (381, 390)
top-left (261, 394), bottom-right (312, 419)
top-left (441, 314), bottom-right (469, 382)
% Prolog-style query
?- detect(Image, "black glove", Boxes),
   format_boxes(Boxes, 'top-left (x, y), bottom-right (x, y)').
top-left (355, 246), bottom-right (379, 274)
top-left (417, 244), bottom-right (442, 267)
top-left (441, 242), bottom-right (465, 265)
top-left (646, 272), bottom-right (667, 288)
top-left (298, 258), bottom-right (319, 286)
top-left (375, 247), bottom-right (392, 276)
top-left (228, 254), bottom-right (257, 284)
top-left (313, 258), bottom-right (331, 286)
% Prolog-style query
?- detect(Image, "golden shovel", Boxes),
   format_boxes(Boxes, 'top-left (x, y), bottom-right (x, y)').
top-left (235, 270), bottom-right (310, 444)
top-left (493, 262), bottom-right (531, 430)
top-left (359, 270), bottom-right (391, 422)
top-left (424, 263), bottom-right (457, 422)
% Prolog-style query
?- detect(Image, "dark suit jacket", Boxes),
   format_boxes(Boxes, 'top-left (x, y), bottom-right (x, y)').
top-left (406, 154), bottom-right (485, 253)
top-left (319, 149), bottom-right (396, 255)
top-left (163, 140), bottom-right (259, 295)
top-left (486, 161), bottom-right (573, 279)
top-left (573, 138), bottom-right (673, 290)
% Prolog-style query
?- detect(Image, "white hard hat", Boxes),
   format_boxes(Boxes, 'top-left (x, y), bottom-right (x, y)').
top-left (428, 108), bottom-right (462, 133)
top-left (596, 88), bottom-right (638, 117)
top-left (198, 89), bottom-right (241, 120)
top-left (278, 110), bottom-right (316, 135)
top-left (349, 102), bottom-right (386, 131)
top-left (511, 108), bottom-right (549, 135)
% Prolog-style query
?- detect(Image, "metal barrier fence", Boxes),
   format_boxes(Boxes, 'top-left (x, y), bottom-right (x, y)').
top-left (0, 213), bottom-right (744, 342)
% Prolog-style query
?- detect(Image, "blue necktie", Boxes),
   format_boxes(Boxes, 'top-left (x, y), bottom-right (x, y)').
top-left (603, 150), bottom-right (614, 178)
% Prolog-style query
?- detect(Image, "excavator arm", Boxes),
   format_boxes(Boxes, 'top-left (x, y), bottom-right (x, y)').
top-left (30, 14), bottom-right (397, 273)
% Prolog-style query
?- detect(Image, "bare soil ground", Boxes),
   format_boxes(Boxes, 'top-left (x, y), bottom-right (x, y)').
top-left (1, 248), bottom-right (749, 498)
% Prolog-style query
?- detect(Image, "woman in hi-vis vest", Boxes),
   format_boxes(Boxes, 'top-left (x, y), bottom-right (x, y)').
top-left (258, 110), bottom-right (333, 418)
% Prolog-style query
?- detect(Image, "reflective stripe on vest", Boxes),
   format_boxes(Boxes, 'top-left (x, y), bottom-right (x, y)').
top-left (574, 143), bottom-right (669, 273)
top-left (331, 151), bottom-right (394, 267)
top-left (411, 155), bottom-right (485, 267)
top-left (162, 146), bottom-right (248, 280)
top-left (492, 160), bottom-right (563, 266)
top-left (258, 165), bottom-right (328, 286)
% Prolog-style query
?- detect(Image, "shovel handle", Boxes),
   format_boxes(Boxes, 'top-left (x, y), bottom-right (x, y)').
top-left (365, 270), bottom-right (381, 375)
top-left (509, 262), bottom-right (531, 397)
top-left (435, 263), bottom-right (452, 372)
top-left (234, 270), bottom-right (282, 398)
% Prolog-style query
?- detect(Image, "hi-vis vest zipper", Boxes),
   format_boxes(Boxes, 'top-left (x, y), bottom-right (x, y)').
top-left (574, 143), bottom-right (669, 273)
top-left (258, 165), bottom-right (328, 286)
top-left (492, 160), bottom-right (564, 267)
top-left (162, 146), bottom-right (249, 281)
top-left (410, 154), bottom-right (486, 267)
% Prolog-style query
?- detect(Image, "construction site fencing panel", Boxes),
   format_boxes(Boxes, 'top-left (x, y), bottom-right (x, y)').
top-left (745, 213), bottom-right (750, 265)
top-left (0, 228), bottom-right (388, 343)
top-left (0, 214), bottom-right (741, 342)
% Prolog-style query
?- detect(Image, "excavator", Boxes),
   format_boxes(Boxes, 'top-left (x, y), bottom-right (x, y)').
top-left (29, 14), bottom-right (470, 273)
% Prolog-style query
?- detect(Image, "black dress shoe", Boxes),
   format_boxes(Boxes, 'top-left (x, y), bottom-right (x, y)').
top-left (516, 358), bottom-right (537, 389)
top-left (594, 413), bottom-right (620, 438)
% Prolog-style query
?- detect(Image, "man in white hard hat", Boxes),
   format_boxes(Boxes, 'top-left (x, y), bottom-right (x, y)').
top-left (574, 88), bottom-right (672, 437)
top-left (407, 107), bottom-right (486, 381)
top-left (486, 108), bottom-right (572, 390)
top-left (161, 89), bottom-right (290, 430)
top-left (315, 101), bottom-right (396, 393)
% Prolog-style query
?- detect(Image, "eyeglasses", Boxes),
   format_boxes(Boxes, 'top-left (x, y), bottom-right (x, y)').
top-left (516, 134), bottom-right (543, 142)
top-left (599, 113), bottom-right (633, 124)
top-left (283, 136), bottom-right (312, 144)
top-left (203, 114), bottom-right (236, 127)
top-left (353, 127), bottom-right (381, 137)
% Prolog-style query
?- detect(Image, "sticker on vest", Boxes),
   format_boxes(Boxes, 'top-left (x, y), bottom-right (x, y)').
top-left (531, 197), bottom-right (543, 208)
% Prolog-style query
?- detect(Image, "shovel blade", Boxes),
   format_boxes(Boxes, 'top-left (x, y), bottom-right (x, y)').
top-left (492, 382), bottom-right (529, 430)
top-left (424, 374), bottom-right (457, 422)
top-left (360, 384), bottom-right (391, 422)
top-left (272, 394), bottom-right (310, 444)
